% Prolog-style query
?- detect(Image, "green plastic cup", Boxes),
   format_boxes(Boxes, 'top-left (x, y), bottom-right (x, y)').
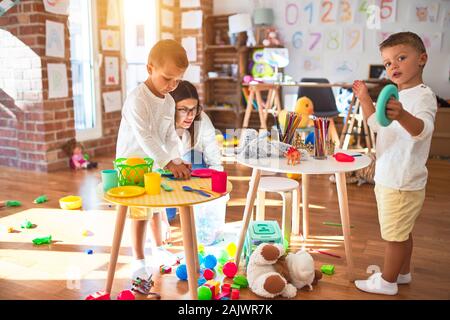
top-left (102, 169), bottom-right (118, 192)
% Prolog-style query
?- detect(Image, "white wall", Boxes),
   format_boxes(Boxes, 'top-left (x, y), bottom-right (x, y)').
top-left (214, 0), bottom-right (450, 98)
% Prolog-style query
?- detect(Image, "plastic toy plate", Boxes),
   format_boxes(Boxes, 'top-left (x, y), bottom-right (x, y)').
top-left (107, 186), bottom-right (146, 198)
top-left (191, 168), bottom-right (217, 178)
top-left (156, 169), bottom-right (174, 177)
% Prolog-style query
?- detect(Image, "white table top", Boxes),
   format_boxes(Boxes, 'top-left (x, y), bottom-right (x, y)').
top-left (236, 152), bottom-right (372, 175)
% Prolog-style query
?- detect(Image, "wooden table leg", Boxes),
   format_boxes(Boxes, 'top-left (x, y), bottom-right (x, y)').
top-left (105, 205), bottom-right (128, 293)
top-left (242, 88), bottom-right (255, 128)
top-left (179, 206), bottom-right (198, 299)
top-left (255, 90), bottom-right (267, 129)
top-left (281, 191), bottom-right (293, 246)
top-left (292, 185), bottom-right (301, 235)
top-left (235, 168), bottom-right (262, 268)
top-left (302, 174), bottom-right (310, 239)
top-left (189, 207), bottom-right (200, 272)
top-left (335, 172), bottom-right (355, 281)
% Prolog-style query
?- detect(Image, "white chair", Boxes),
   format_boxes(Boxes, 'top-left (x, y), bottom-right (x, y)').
top-left (255, 176), bottom-right (301, 244)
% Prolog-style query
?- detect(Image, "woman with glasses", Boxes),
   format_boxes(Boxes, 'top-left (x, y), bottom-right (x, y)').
top-left (169, 81), bottom-right (223, 171)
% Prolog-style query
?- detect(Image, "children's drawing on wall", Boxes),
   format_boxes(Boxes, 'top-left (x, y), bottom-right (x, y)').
top-left (419, 33), bottom-right (442, 52)
top-left (100, 30), bottom-right (120, 51)
top-left (43, 0), bottom-right (69, 15)
top-left (410, 2), bottom-right (440, 23)
top-left (105, 56), bottom-right (119, 86)
top-left (344, 26), bottom-right (363, 53)
top-left (102, 90), bottom-right (122, 113)
top-left (136, 25), bottom-right (145, 47)
top-left (48, 63), bottom-right (68, 99)
top-left (0, 0), bottom-right (21, 17)
top-left (299, 56), bottom-right (321, 72)
top-left (107, 0), bottom-right (120, 26)
top-left (330, 58), bottom-right (358, 82)
top-left (45, 20), bottom-right (65, 58)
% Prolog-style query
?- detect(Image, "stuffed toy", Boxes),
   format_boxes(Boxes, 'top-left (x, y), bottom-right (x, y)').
top-left (262, 28), bottom-right (281, 47)
top-left (247, 243), bottom-right (322, 298)
top-left (62, 138), bottom-right (98, 170)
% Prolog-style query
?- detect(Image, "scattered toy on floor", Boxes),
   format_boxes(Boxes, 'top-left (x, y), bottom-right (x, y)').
top-left (21, 220), bottom-right (34, 229)
top-left (117, 290), bottom-right (135, 300)
top-left (85, 291), bottom-right (111, 300)
top-left (321, 264), bottom-right (335, 275)
top-left (33, 195), bottom-right (48, 204)
top-left (0, 200), bottom-right (22, 208)
top-left (62, 138), bottom-right (98, 170)
top-left (32, 235), bottom-right (52, 245)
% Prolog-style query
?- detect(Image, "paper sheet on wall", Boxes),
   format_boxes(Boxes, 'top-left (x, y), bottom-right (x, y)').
top-left (180, 0), bottom-right (200, 8)
top-left (183, 64), bottom-right (201, 83)
top-left (103, 91), bottom-right (122, 113)
top-left (162, 0), bottom-right (174, 6)
top-left (101, 30), bottom-right (120, 51)
top-left (48, 63), bottom-right (68, 99)
top-left (161, 9), bottom-right (174, 28)
top-left (105, 56), bottom-right (120, 85)
top-left (182, 37), bottom-right (197, 62)
top-left (420, 32), bottom-right (442, 52)
top-left (0, 0), bottom-right (19, 17)
top-left (43, 0), bottom-right (69, 15)
top-left (181, 10), bottom-right (203, 29)
top-left (46, 20), bottom-right (65, 58)
top-left (409, 1), bottom-right (440, 23)
top-left (161, 32), bottom-right (174, 40)
top-left (107, 0), bottom-right (120, 26)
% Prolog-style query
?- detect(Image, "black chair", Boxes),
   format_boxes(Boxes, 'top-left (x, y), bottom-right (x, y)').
top-left (297, 78), bottom-right (340, 144)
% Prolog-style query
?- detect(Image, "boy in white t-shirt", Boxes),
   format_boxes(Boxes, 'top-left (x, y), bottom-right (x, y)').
top-left (352, 32), bottom-right (437, 295)
top-left (116, 40), bottom-right (191, 280)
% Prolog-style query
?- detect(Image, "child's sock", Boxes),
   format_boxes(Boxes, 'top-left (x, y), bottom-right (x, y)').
top-left (130, 259), bottom-right (153, 280)
top-left (355, 272), bottom-right (398, 295)
top-left (397, 272), bottom-right (412, 284)
top-left (153, 246), bottom-right (178, 266)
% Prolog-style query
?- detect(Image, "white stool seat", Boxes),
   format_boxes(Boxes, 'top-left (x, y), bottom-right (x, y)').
top-left (258, 177), bottom-right (299, 193)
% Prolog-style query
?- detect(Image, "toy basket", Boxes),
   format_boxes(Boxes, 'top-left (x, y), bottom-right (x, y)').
top-left (114, 158), bottom-right (154, 187)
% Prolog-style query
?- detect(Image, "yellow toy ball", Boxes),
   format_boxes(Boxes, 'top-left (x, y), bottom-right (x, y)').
top-left (295, 97), bottom-right (314, 128)
top-left (215, 134), bottom-right (224, 146)
top-left (287, 173), bottom-right (301, 180)
top-left (123, 158), bottom-right (146, 184)
top-left (226, 242), bottom-right (237, 258)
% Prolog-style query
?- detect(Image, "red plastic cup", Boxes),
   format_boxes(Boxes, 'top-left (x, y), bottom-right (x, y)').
top-left (211, 171), bottom-right (227, 193)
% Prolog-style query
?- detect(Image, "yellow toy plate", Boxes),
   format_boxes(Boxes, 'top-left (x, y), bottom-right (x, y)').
top-left (107, 186), bottom-right (146, 198)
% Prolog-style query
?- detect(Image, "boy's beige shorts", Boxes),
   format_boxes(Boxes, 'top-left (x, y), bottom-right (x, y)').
top-left (128, 207), bottom-right (161, 220)
top-left (375, 184), bottom-right (425, 242)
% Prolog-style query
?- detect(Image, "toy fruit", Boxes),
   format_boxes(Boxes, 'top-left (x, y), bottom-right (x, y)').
top-left (333, 152), bottom-right (355, 162)
top-left (123, 158), bottom-right (146, 184)
top-left (233, 275), bottom-right (248, 288)
top-left (32, 235), bottom-right (52, 245)
top-left (33, 195), bottom-right (48, 204)
top-left (223, 261), bottom-right (238, 278)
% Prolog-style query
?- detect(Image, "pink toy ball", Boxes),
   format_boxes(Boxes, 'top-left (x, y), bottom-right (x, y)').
top-left (117, 289), bottom-right (135, 300)
top-left (243, 75), bottom-right (253, 84)
top-left (203, 268), bottom-right (215, 280)
top-left (222, 261), bottom-right (237, 278)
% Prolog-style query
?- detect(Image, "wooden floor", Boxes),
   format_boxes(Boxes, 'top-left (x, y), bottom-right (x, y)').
top-left (0, 155), bottom-right (449, 300)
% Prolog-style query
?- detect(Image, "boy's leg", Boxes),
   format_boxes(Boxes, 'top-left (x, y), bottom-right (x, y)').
top-left (382, 239), bottom-right (409, 283)
top-left (149, 210), bottom-right (163, 246)
top-left (400, 233), bottom-right (413, 274)
top-left (131, 219), bottom-right (148, 259)
top-left (149, 210), bottom-right (178, 266)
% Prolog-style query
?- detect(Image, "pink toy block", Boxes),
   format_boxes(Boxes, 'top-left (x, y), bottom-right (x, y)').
top-left (231, 289), bottom-right (240, 300)
top-left (117, 290), bottom-right (135, 300)
top-left (204, 283), bottom-right (216, 296)
top-left (85, 291), bottom-right (111, 300)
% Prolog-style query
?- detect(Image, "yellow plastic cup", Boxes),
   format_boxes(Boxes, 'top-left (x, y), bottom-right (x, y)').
top-left (144, 172), bottom-right (161, 195)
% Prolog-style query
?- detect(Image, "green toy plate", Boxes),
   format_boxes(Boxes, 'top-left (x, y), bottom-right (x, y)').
top-left (376, 84), bottom-right (398, 127)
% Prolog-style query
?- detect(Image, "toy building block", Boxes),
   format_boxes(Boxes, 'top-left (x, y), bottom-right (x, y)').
top-left (221, 283), bottom-right (231, 293)
top-left (321, 264), bottom-right (335, 275)
top-left (220, 296), bottom-right (230, 300)
top-left (32, 235), bottom-right (52, 245)
top-left (207, 280), bottom-right (220, 295)
top-left (231, 289), bottom-right (240, 300)
top-left (159, 265), bottom-right (172, 274)
top-left (214, 292), bottom-right (230, 300)
top-left (204, 283), bottom-right (216, 296)
top-left (33, 195), bottom-right (48, 204)
top-left (233, 275), bottom-right (248, 288)
top-left (85, 291), bottom-right (111, 300)
top-left (117, 290), bottom-right (135, 300)
top-left (7, 227), bottom-right (14, 233)
top-left (231, 283), bottom-right (241, 290)
top-left (21, 220), bottom-right (33, 229)
top-left (6, 200), bottom-right (21, 207)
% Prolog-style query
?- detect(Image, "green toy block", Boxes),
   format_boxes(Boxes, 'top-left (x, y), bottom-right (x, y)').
top-left (33, 195), bottom-right (48, 204)
top-left (160, 183), bottom-right (174, 192)
top-left (233, 275), bottom-right (248, 288)
top-left (32, 235), bottom-right (52, 245)
top-left (6, 200), bottom-right (21, 207)
top-left (21, 220), bottom-right (33, 229)
top-left (231, 283), bottom-right (240, 290)
top-left (320, 264), bottom-right (335, 275)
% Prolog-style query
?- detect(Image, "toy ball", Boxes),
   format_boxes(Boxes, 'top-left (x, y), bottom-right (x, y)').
top-left (198, 286), bottom-right (212, 300)
top-left (226, 242), bottom-right (237, 258)
top-left (376, 84), bottom-right (398, 127)
top-left (203, 268), bottom-right (215, 280)
top-left (198, 244), bottom-right (205, 255)
top-left (176, 264), bottom-right (188, 281)
top-left (203, 255), bottom-right (217, 269)
top-left (223, 261), bottom-right (238, 278)
top-left (305, 131), bottom-right (314, 145)
top-left (286, 173), bottom-right (301, 180)
top-left (218, 250), bottom-right (229, 265)
top-left (233, 275), bottom-right (249, 288)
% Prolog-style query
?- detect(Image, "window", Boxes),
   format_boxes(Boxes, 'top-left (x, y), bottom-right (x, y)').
top-left (69, 0), bottom-right (102, 140)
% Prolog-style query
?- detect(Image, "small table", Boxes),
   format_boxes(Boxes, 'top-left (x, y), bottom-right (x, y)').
top-left (234, 153), bottom-right (371, 280)
top-left (101, 177), bottom-right (232, 299)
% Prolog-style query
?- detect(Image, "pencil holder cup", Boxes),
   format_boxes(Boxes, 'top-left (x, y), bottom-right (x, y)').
top-left (313, 118), bottom-right (330, 160)
top-left (144, 172), bottom-right (161, 195)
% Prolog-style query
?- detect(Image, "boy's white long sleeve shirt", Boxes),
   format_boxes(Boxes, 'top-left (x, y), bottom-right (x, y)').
top-left (116, 83), bottom-right (181, 169)
top-left (176, 111), bottom-right (223, 170)
top-left (367, 84), bottom-right (437, 191)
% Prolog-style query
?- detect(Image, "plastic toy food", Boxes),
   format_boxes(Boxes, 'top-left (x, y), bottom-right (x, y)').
top-left (285, 147), bottom-right (301, 165)
top-left (333, 152), bottom-right (355, 162)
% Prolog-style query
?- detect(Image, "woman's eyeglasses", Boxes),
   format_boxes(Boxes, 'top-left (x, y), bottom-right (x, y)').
top-left (177, 105), bottom-right (201, 116)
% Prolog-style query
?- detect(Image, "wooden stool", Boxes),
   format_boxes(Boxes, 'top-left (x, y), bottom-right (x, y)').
top-left (255, 177), bottom-right (300, 244)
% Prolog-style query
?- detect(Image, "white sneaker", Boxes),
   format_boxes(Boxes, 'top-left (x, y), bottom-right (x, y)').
top-left (130, 259), bottom-right (153, 280)
top-left (355, 272), bottom-right (398, 295)
top-left (152, 246), bottom-right (179, 266)
top-left (397, 273), bottom-right (412, 284)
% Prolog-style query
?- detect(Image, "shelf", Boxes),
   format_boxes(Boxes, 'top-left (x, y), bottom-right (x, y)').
top-left (204, 106), bottom-right (237, 112)
top-left (205, 76), bottom-right (238, 82)
top-left (205, 44), bottom-right (238, 51)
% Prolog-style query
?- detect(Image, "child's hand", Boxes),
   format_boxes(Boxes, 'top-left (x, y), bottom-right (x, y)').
top-left (352, 80), bottom-right (370, 102)
top-left (386, 98), bottom-right (405, 121)
top-left (166, 161), bottom-right (191, 179)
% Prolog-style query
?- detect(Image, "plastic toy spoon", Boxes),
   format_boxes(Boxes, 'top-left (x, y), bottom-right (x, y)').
top-left (182, 186), bottom-right (211, 197)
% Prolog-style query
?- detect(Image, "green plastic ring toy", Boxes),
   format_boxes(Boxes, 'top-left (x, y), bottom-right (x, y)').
top-left (376, 84), bottom-right (398, 127)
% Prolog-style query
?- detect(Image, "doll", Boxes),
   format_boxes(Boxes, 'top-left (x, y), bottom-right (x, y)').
top-left (62, 138), bottom-right (98, 170)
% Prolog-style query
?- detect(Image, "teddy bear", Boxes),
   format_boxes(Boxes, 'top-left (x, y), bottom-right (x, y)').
top-left (262, 28), bottom-right (281, 47)
top-left (246, 243), bottom-right (322, 298)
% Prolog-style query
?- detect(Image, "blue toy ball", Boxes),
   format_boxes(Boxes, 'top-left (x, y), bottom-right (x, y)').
top-left (176, 264), bottom-right (188, 281)
top-left (203, 255), bottom-right (217, 270)
top-left (305, 131), bottom-right (315, 145)
top-left (197, 276), bottom-right (207, 286)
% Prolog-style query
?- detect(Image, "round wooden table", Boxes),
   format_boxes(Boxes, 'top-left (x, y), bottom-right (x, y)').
top-left (101, 176), bottom-right (232, 299)
top-left (235, 152), bottom-right (371, 281)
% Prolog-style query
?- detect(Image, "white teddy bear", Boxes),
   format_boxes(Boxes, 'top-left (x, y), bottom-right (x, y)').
top-left (246, 243), bottom-right (322, 299)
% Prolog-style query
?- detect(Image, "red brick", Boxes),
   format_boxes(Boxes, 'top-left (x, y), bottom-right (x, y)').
top-left (0, 129), bottom-right (17, 138)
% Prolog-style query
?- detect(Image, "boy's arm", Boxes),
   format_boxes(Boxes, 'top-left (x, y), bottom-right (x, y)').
top-left (352, 80), bottom-right (375, 121)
